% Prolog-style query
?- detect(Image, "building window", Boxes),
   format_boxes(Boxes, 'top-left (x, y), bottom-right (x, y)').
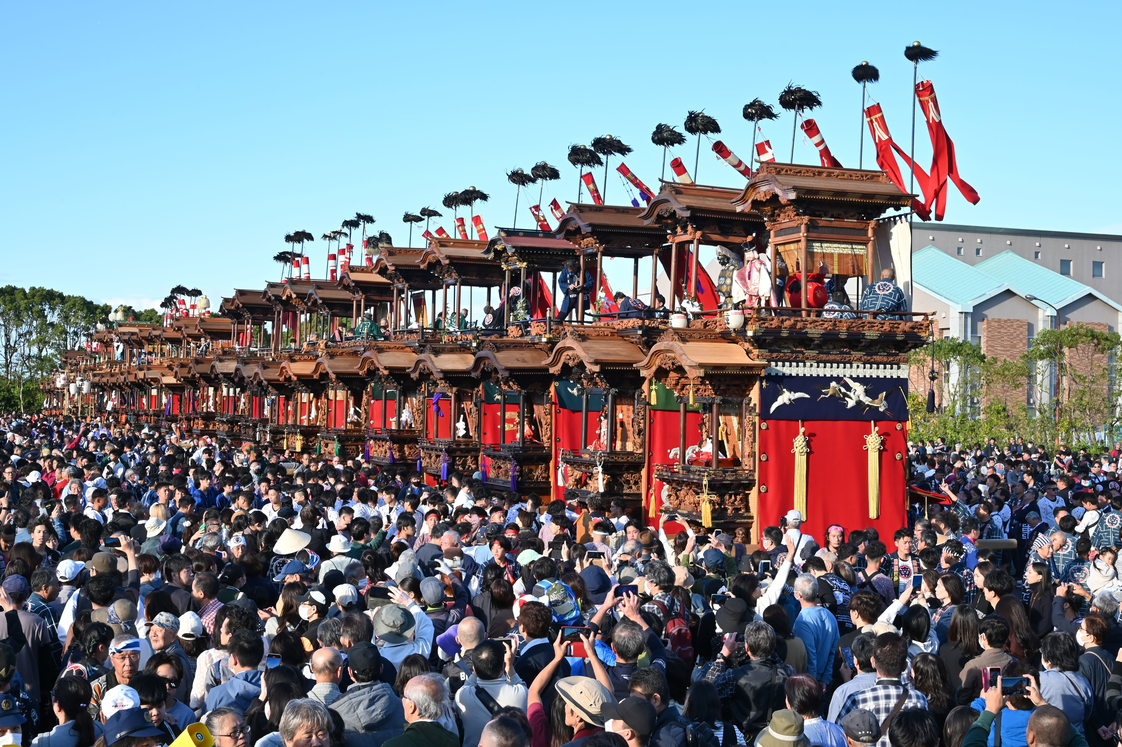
top-left (956, 247), bottom-right (963, 256)
top-left (1060, 259), bottom-right (1072, 276)
top-left (1034, 251), bottom-right (1040, 259)
top-left (1093, 261), bottom-right (1104, 278)
top-left (975, 247), bottom-right (982, 257)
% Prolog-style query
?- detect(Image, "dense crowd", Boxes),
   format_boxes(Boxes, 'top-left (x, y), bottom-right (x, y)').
top-left (0, 418), bottom-right (1119, 747)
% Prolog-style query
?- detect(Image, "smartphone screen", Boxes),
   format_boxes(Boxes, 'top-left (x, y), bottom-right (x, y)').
top-left (266, 654), bottom-right (282, 669)
top-left (104, 537), bottom-right (121, 548)
top-left (711, 594), bottom-right (730, 607)
top-left (617, 585), bottom-right (638, 598)
top-left (561, 626), bottom-right (592, 642)
top-left (758, 560), bottom-right (772, 574)
top-left (842, 646), bottom-right (854, 670)
top-left (587, 551), bottom-right (605, 560)
top-left (1001, 676), bottom-right (1026, 694)
top-left (985, 666), bottom-right (1002, 689)
top-left (912, 575), bottom-right (924, 589)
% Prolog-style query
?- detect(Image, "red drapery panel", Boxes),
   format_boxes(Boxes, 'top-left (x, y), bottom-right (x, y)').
top-left (645, 409), bottom-right (705, 515)
top-left (756, 419), bottom-right (908, 543)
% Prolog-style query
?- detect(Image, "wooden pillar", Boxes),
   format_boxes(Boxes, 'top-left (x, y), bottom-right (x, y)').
top-left (499, 385), bottom-right (506, 446)
top-left (390, 288), bottom-right (398, 330)
top-left (454, 281), bottom-right (462, 328)
top-left (799, 221), bottom-right (809, 316)
top-left (678, 399), bottom-right (687, 468)
top-left (518, 390), bottom-right (526, 447)
top-left (503, 268), bottom-right (512, 328)
top-left (605, 389), bottom-right (615, 452)
top-left (710, 399), bottom-right (720, 463)
top-left (632, 258), bottom-right (639, 300)
top-left (449, 389), bottom-right (457, 441)
top-left (441, 282), bottom-right (448, 331)
top-left (520, 266), bottom-right (527, 319)
top-left (577, 254), bottom-right (587, 323)
top-left (580, 390), bottom-right (589, 448)
top-left (651, 248), bottom-right (659, 306)
top-left (690, 233), bottom-right (701, 303)
top-left (668, 238), bottom-right (679, 312)
top-left (404, 286), bottom-right (412, 328)
top-left (595, 248), bottom-right (604, 317)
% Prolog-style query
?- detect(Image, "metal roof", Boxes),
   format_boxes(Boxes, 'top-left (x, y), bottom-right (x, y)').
top-left (917, 223), bottom-right (1122, 244)
top-left (912, 246), bottom-right (1004, 307)
top-left (974, 250), bottom-right (1122, 313)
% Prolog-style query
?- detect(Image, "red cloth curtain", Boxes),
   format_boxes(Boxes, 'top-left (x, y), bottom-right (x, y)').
top-left (756, 419), bottom-right (908, 543)
top-left (645, 409), bottom-right (705, 515)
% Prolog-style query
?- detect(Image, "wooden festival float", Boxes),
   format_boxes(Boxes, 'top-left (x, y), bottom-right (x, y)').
top-left (50, 163), bottom-right (934, 542)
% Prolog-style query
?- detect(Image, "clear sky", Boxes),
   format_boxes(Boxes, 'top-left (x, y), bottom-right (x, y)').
top-left (2, 1), bottom-right (1119, 312)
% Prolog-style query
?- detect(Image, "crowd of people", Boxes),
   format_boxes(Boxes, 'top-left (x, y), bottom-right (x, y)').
top-left (0, 417), bottom-right (1118, 747)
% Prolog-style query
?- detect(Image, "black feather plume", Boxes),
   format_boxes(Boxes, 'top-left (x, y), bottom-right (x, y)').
top-left (419, 207), bottom-right (442, 218)
top-left (851, 62), bottom-right (880, 84)
top-left (684, 111), bottom-right (721, 135)
top-left (355, 212), bottom-right (375, 225)
top-left (295, 230), bottom-right (315, 243)
top-left (531, 161), bottom-right (561, 181)
top-left (591, 135), bottom-right (633, 157)
top-left (377, 231), bottom-right (393, 246)
top-left (651, 123), bottom-right (687, 147)
top-left (341, 218), bottom-right (360, 231)
top-left (567, 145), bottom-right (603, 168)
top-left (778, 84), bottom-right (822, 113)
top-left (459, 187), bottom-right (489, 206)
top-left (442, 192), bottom-right (460, 210)
top-left (273, 251), bottom-right (294, 264)
top-left (742, 99), bottom-right (778, 123)
top-left (402, 212), bottom-right (423, 224)
top-left (904, 42), bottom-right (938, 63)
top-left (507, 168), bottom-right (537, 187)
top-left (170, 285), bottom-right (190, 297)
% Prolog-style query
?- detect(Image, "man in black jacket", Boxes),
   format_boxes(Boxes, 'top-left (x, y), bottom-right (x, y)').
top-left (513, 601), bottom-right (569, 707)
top-left (704, 621), bottom-right (792, 744)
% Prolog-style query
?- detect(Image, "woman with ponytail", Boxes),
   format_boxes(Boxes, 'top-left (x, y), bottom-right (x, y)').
top-left (32, 677), bottom-right (102, 747)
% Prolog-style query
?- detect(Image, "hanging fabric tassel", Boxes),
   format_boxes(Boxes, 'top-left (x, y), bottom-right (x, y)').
top-left (416, 457), bottom-right (422, 472)
top-left (688, 380), bottom-right (695, 407)
top-left (926, 388), bottom-right (936, 413)
top-left (481, 456), bottom-right (489, 481)
top-left (791, 421), bottom-right (810, 519)
top-left (440, 450), bottom-right (449, 481)
top-left (700, 475), bottom-right (713, 529)
top-left (387, 443), bottom-right (395, 463)
top-left (863, 422), bottom-right (885, 518)
top-left (510, 460), bottom-right (518, 492)
top-left (647, 480), bottom-right (658, 520)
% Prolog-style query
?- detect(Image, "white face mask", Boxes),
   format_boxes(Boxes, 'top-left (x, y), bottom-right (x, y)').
top-left (1076, 630), bottom-right (1090, 647)
top-left (0, 733), bottom-right (22, 746)
top-left (298, 605), bottom-right (313, 621)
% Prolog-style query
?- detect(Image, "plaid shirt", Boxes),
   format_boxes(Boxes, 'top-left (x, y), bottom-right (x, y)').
top-left (198, 598), bottom-right (224, 636)
top-left (858, 281), bottom-right (908, 320)
top-left (641, 592), bottom-right (682, 631)
top-left (949, 499), bottom-right (974, 526)
top-left (948, 561), bottom-right (979, 605)
top-left (1052, 536), bottom-right (1078, 579)
top-left (978, 519), bottom-right (1005, 541)
top-left (28, 593), bottom-right (65, 666)
top-left (836, 678), bottom-right (929, 747)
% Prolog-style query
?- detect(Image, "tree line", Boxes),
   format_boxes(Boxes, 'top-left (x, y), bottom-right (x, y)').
top-left (908, 323), bottom-right (1122, 450)
top-left (0, 285), bottom-right (159, 413)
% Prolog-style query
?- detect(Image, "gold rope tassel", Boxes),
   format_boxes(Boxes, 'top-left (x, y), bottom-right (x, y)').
top-left (648, 480), bottom-right (658, 520)
top-left (700, 475), bottom-right (713, 528)
top-left (791, 421), bottom-right (810, 519)
top-left (864, 422), bottom-right (885, 519)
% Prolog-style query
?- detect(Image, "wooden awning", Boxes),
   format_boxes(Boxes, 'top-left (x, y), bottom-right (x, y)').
top-left (305, 285), bottom-right (358, 315)
top-left (224, 289), bottom-right (276, 321)
top-left (358, 345), bottom-right (419, 377)
top-left (420, 237), bottom-right (505, 286)
top-left (731, 162), bottom-right (912, 220)
top-left (373, 248), bottom-right (443, 290)
top-left (278, 359), bottom-right (318, 383)
top-left (636, 339), bottom-right (765, 379)
top-left (639, 182), bottom-right (765, 245)
top-left (544, 335), bottom-right (647, 374)
top-left (310, 354), bottom-right (365, 381)
top-left (486, 229), bottom-right (577, 272)
top-left (555, 204), bottom-right (667, 257)
top-left (409, 351), bottom-right (476, 382)
top-left (471, 346), bottom-right (551, 378)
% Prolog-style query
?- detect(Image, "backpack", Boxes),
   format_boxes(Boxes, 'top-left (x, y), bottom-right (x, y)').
top-left (653, 599), bottom-right (696, 667)
top-left (683, 720), bottom-right (720, 747)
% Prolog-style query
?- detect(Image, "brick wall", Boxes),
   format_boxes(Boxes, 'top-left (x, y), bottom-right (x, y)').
top-left (1064, 321), bottom-right (1110, 402)
top-left (981, 318), bottom-right (1028, 407)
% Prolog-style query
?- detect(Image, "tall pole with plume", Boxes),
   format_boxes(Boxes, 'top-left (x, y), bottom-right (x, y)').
top-left (904, 42), bottom-right (939, 216)
top-left (684, 111), bottom-right (721, 182)
top-left (851, 63), bottom-right (880, 169)
top-left (284, 234), bottom-right (300, 278)
top-left (531, 162), bottom-right (560, 209)
top-left (590, 135), bottom-right (632, 202)
top-left (442, 192), bottom-right (461, 232)
top-left (651, 124), bottom-right (686, 180)
top-left (778, 84), bottom-right (823, 162)
top-left (741, 99), bottom-right (778, 171)
top-left (567, 145), bottom-right (602, 203)
top-left (273, 252), bottom-right (294, 280)
top-left (419, 207), bottom-right (441, 237)
top-left (356, 213), bottom-right (375, 246)
top-left (507, 169), bottom-right (537, 229)
top-left (458, 187), bottom-right (489, 238)
top-left (402, 213), bottom-right (423, 247)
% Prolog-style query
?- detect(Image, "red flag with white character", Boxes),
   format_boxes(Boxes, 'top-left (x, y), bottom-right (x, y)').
top-left (916, 80), bottom-right (980, 220)
top-left (864, 104), bottom-right (932, 221)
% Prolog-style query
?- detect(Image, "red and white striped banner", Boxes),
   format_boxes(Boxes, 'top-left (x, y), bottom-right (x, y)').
top-left (529, 205), bottom-right (551, 231)
top-left (435, 226), bottom-right (450, 238)
top-left (616, 162), bottom-right (656, 203)
top-left (328, 253), bottom-right (337, 281)
top-left (581, 172), bottom-right (604, 205)
top-left (670, 157), bottom-right (693, 184)
top-left (301, 255), bottom-right (311, 280)
top-left (454, 218), bottom-right (468, 240)
top-left (711, 140), bottom-right (752, 179)
top-left (549, 199), bottom-right (565, 221)
top-left (800, 119), bottom-right (842, 168)
top-left (756, 140), bottom-right (776, 162)
top-left (422, 230), bottom-right (434, 241)
top-left (471, 215), bottom-right (489, 241)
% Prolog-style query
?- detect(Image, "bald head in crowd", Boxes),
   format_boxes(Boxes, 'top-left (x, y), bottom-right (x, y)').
top-left (481, 716), bottom-right (528, 747)
top-left (311, 647), bottom-right (343, 685)
top-left (456, 617), bottom-right (485, 650)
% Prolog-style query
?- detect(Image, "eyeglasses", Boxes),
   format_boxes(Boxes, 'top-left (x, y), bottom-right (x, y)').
top-left (215, 726), bottom-right (251, 741)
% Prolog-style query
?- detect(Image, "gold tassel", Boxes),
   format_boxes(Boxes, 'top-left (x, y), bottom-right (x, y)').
top-left (864, 422), bottom-right (885, 519)
top-left (700, 476), bottom-right (713, 528)
top-left (648, 480), bottom-right (658, 520)
top-left (791, 421), bottom-right (810, 519)
top-left (688, 380), bottom-right (695, 407)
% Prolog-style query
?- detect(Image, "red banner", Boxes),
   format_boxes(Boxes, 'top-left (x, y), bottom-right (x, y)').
top-left (646, 408), bottom-right (705, 516)
top-left (549, 199), bottom-right (565, 221)
top-left (529, 205), bottom-right (551, 231)
top-left (756, 419), bottom-right (908, 544)
top-left (454, 218), bottom-right (469, 240)
top-left (616, 162), bottom-right (656, 203)
top-left (472, 215), bottom-right (489, 241)
top-left (581, 172), bottom-right (604, 205)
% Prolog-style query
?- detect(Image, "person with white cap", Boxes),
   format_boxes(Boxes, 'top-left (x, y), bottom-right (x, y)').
top-left (783, 509), bottom-right (817, 566)
top-left (318, 534), bottom-right (355, 583)
top-left (269, 528), bottom-right (311, 582)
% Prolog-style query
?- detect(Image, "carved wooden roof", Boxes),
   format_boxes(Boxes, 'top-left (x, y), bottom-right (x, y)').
top-left (372, 248), bottom-right (443, 290)
top-left (486, 229), bottom-right (578, 272)
top-left (310, 354), bottom-right (365, 381)
top-left (278, 359), bottom-right (318, 383)
top-left (420, 237), bottom-right (506, 286)
top-left (732, 162), bottom-right (912, 220)
top-left (223, 289), bottom-right (275, 321)
top-left (250, 361), bottom-right (285, 385)
top-left (304, 285), bottom-right (358, 314)
top-left (544, 335), bottom-right (646, 374)
top-left (358, 345), bottom-right (419, 377)
top-left (470, 346), bottom-right (551, 378)
top-left (554, 204), bottom-right (668, 256)
top-left (636, 338), bottom-right (766, 379)
top-left (409, 350), bottom-right (476, 381)
top-left (209, 359), bottom-right (238, 378)
top-left (334, 267), bottom-right (395, 303)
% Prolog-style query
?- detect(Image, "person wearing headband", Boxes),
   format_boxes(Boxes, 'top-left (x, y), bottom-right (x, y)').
top-left (89, 637), bottom-right (141, 720)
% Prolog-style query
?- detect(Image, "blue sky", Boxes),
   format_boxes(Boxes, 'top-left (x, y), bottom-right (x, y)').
top-left (2, 1), bottom-right (1119, 312)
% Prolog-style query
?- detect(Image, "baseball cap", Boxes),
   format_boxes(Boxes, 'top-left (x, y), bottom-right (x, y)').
top-left (702, 548), bottom-right (725, 569)
top-left (26, 470), bottom-right (41, 483)
top-left (600, 696), bottom-right (657, 738)
top-left (100, 685), bottom-right (141, 720)
top-left (840, 709), bottom-right (881, 745)
top-left (178, 611), bottom-right (204, 640)
top-left (103, 707), bottom-right (165, 746)
top-left (784, 510), bottom-right (803, 523)
top-left (273, 559), bottom-right (310, 582)
top-left (394, 560), bottom-right (423, 584)
top-left (1, 575), bottom-right (30, 598)
top-left (86, 552), bottom-right (123, 575)
top-left (0, 692), bottom-right (25, 728)
top-left (556, 677), bottom-right (612, 727)
top-left (150, 612), bottom-right (180, 633)
top-left (419, 577), bottom-right (445, 607)
top-left (758, 710), bottom-right (810, 747)
top-left (56, 559), bottom-right (83, 583)
top-left (297, 589), bottom-right (329, 609)
top-left (347, 642), bottom-right (382, 673)
top-left (333, 584), bottom-right (359, 608)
